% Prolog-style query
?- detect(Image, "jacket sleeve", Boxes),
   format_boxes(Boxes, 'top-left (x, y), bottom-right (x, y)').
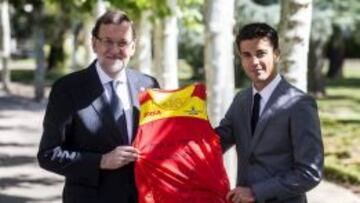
top-left (215, 96), bottom-right (238, 152)
top-left (37, 81), bottom-right (102, 187)
top-left (251, 95), bottom-right (324, 202)
top-left (145, 74), bottom-right (160, 89)
top-left (151, 76), bottom-right (160, 89)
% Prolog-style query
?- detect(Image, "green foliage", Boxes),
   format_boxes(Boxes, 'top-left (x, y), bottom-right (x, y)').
top-left (177, 59), bottom-right (194, 80)
top-left (109, 0), bottom-right (171, 20)
top-left (318, 62), bottom-right (360, 188)
top-left (176, 0), bottom-right (204, 80)
top-left (233, 0), bottom-right (360, 57)
top-left (46, 0), bottom-right (97, 12)
top-left (178, 26), bottom-right (204, 80)
top-left (311, 8), bottom-right (333, 42)
top-left (178, 2), bottom-right (203, 30)
top-left (10, 0), bottom-right (97, 71)
top-left (313, 0), bottom-right (360, 42)
top-left (235, 0), bottom-right (280, 30)
top-left (11, 68), bottom-right (67, 86)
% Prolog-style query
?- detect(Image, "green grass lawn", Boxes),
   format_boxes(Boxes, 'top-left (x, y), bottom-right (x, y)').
top-left (318, 61), bottom-right (360, 192)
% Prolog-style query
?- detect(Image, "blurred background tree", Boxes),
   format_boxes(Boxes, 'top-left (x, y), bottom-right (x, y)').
top-left (309, 0), bottom-right (360, 97)
top-left (3, 0), bottom-right (360, 100)
top-left (0, 0), bottom-right (11, 93)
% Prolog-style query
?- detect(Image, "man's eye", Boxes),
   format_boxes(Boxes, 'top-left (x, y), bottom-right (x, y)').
top-left (104, 40), bottom-right (114, 46)
top-left (119, 41), bottom-right (128, 47)
top-left (257, 52), bottom-right (266, 58)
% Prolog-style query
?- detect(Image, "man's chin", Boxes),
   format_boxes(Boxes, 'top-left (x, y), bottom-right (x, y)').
top-left (108, 60), bottom-right (125, 71)
top-left (252, 77), bottom-right (268, 85)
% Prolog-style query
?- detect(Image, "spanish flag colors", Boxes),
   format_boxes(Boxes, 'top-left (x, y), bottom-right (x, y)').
top-left (133, 83), bottom-right (230, 203)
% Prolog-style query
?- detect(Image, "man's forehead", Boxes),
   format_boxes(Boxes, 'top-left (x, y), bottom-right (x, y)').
top-left (239, 38), bottom-right (274, 50)
top-left (98, 23), bottom-right (133, 37)
top-left (99, 21), bottom-right (131, 30)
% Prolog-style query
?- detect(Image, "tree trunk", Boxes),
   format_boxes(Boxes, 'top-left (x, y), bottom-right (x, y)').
top-left (326, 28), bottom-right (345, 79)
top-left (0, 0), bottom-right (11, 93)
top-left (47, 3), bottom-right (69, 71)
top-left (204, 0), bottom-right (236, 187)
top-left (204, 0), bottom-right (235, 126)
top-left (133, 11), bottom-right (153, 75)
top-left (34, 2), bottom-right (46, 102)
top-left (47, 41), bottom-right (65, 70)
top-left (96, 0), bottom-right (106, 17)
top-left (84, 16), bottom-right (96, 65)
top-left (70, 23), bottom-right (82, 71)
top-left (153, 20), bottom-right (163, 86)
top-left (278, 0), bottom-right (313, 92)
top-left (155, 0), bottom-right (179, 89)
top-left (82, 0), bottom-right (105, 66)
top-left (308, 39), bottom-right (326, 97)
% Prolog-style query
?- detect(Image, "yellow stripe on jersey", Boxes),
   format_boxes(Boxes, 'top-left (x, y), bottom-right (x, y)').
top-left (139, 85), bottom-right (208, 125)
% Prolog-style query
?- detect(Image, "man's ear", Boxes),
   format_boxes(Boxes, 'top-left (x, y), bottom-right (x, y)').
top-left (274, 49), bottom-right (280, 61)
top-left (91, 37), bottom-right (97, 53)
top-left (129, 40), bottom-right (136, 56)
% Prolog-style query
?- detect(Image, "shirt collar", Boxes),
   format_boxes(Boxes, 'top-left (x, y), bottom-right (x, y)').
top-left (95, 61), bottom-right (127, 86)
top-left (252, 74), bottom-right (281, 101)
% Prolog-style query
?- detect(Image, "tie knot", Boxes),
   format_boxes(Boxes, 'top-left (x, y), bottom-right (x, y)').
top-left (110, 80), bottom-right (121, 91)
top-left (254, 93), bottom-right (261, 102)
top-left (111, 80), bottom-right (118, 86)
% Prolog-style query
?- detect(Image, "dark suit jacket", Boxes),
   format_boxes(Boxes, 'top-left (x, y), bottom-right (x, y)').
top-left (216, 78), bottom-right (323, 203)
top-left (37, 61), bottom-right (159, 203)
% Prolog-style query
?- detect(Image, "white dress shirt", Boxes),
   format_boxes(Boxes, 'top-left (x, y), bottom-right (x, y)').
top-left (96, 62), bottom-right (133, 143)
top-left (252, 74), bottom-right (281, 116)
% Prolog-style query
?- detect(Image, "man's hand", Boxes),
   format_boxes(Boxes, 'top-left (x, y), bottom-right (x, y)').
top-left (100, 146), bottom-right (139, 170)
top-left (226, 186), bottom-right (255, 203)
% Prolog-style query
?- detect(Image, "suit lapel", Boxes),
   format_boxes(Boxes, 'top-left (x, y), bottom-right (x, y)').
top-left (250, 79), bottom-right (288, 152)
top-left (91, 93), bottom-right (123, 144)
top-left (88, 62), bottom-right (124, 144)
top-left (127, 69), bottom-right (140, 110)
top-left (243, 88), bottom-right (253, 141)
top-left (236, 88), bottom-right (253, 160)
top-left (126, 69), bottom-right (142, 143)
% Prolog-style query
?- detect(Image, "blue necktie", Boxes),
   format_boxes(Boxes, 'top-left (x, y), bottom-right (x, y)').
top-left (109, 81), bottom-right (129, 144)
top-left (251, 93), bottom-right (261, 135)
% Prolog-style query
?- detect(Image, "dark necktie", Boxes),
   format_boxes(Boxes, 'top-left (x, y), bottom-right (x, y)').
top-left (251, 93), bottom-right (261, 135)
top-left (109, 81), bottom-right (129, 144)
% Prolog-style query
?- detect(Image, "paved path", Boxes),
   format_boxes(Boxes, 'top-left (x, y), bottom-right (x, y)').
top-left (0, 95), bottom-right (63, 203)
top-left (0, 94), bottom-right (359, 203)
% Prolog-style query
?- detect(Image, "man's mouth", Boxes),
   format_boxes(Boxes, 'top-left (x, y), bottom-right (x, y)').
top-left (253, 68), bottom-right (263, 74)
top-left (106, 55), bottom-right (122, 60)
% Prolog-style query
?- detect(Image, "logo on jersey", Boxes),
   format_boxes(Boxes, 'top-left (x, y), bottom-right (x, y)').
top-left (144, 110), bottom-right (162, 118)
top-left (185, 106), bottom-right (202, 115)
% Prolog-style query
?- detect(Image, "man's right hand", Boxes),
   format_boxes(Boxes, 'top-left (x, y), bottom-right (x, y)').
top-left (100, 146), bottom-right (139, 170)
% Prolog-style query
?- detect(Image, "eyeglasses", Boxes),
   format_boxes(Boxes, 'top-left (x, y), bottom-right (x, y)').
top-left (95, 36), bottom-right (133, 49)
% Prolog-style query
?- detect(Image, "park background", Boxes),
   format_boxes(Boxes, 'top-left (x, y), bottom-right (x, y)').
top-left (0, 0), bottom-right (359, 202)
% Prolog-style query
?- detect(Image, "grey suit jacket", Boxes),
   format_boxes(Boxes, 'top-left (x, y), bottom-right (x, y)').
top-left (216, 78), bottom-right (323, 203)
top-left (37, 61), bottom-right (159, 203)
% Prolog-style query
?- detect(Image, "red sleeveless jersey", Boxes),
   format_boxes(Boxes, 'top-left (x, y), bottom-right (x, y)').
top-left (133, 83), bottom-right (230, 203)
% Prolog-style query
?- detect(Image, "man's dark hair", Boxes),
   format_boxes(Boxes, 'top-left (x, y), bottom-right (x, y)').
top-left (91, 10), bottom-right (136, 40)
top-left (236, 23), bottom-right (279, 50)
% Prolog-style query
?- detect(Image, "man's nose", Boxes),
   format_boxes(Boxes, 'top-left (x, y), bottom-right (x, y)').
top-left (109, 44), bottom-right (125, 54)
top-left (250, 56), bottom-right (260, 65)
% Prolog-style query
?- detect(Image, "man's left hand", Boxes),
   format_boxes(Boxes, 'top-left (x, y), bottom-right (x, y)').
top-left (226, 186), bottom-right (255, 203)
